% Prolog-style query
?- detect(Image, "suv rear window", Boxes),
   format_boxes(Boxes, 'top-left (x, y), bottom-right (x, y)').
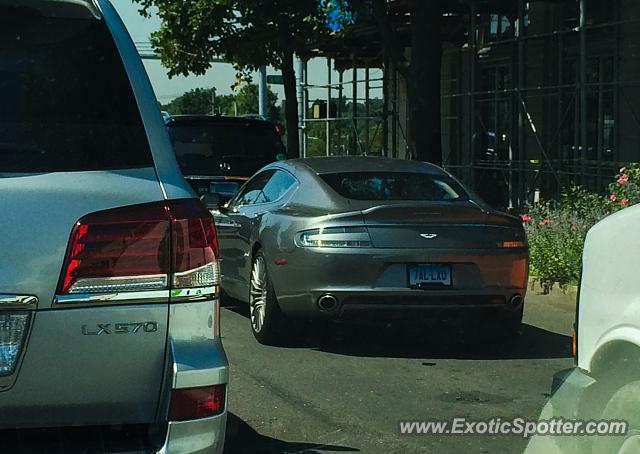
top-left (0, 8), bottom-right (152, 173)
top-left (167, 120), bottom-right (286, 177)
top-left (320, 172), bottom-right (468, 202)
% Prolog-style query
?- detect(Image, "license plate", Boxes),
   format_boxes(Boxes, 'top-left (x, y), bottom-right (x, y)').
top-left (408, 264), bottom-right (452, 287)
top-left (210, 182), bottom-right (240, 197)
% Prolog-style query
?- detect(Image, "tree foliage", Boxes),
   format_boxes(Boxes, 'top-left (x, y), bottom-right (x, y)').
top-left (132, 0), bottom-right (342, 157)
top-left (161, 88), bottom-right (214, 116)
top-left (162, 84), bottom-right (281, 121)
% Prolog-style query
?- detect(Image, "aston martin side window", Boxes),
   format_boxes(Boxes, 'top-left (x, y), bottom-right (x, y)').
top-left (253, 170), bottom-right (296, 204)
top-left (233, 171), bottom-right (274, 207)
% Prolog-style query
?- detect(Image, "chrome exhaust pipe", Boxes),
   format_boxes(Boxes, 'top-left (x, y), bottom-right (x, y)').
top-left (509, 294), bottom-right (523, 307)
top-left (317, 294), bottom-right (338, 311)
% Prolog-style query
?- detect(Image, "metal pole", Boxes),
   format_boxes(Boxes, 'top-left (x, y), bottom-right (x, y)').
top-left (365, 62), bottom-right (370, 154)
top-left (211, 88), bottom-right (216, 115)
top-left (326, 58), bottom-right (332, 157)
top-left (258, 66), bottom-right (267, 118)
top-left (579, 0), bottom-right (588, 187)
top-left (382, 55), bottom-right (389, 157)
top-left (469, 0), bottom-right (476, 188)
top-left (352, 57), bottom-right (358, 155)
top-left (338, 69), bottom-right (344, 155)
top-left (303, 59), bottom-right (308, 158)
top-left (392, 62), bottom-right (398, 158)
top-left (296, 57), bottom-right (305, 157)
top-left (517, 0), bottom-right (526, 206)
top-left (557, 22), bottom-right (564, 200)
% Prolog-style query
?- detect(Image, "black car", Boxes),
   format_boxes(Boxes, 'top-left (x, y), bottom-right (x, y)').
top-left (166, 115), bottom-right (287, 205)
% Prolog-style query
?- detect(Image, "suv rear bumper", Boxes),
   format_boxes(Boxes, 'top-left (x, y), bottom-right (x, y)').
top-left (158, 412), bottom-right (227, 454)
top-left (161, 299), bottom-right (229, 453)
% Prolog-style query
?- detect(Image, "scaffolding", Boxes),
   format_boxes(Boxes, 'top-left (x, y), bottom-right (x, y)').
top-left (304, 0), bottom-right (640, 209)
top-left (440, 0), bottom-right (640, 208)
top-left (297, 57), bottom-right (390, 158)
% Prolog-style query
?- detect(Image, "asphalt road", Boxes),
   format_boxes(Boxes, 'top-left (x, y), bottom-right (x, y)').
top-left (221, 288), bottom-right (575, 454)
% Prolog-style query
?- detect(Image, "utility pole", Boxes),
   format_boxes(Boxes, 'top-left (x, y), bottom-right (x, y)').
top-left (210, 88), bottom-right (217, 115)
top-left (296, 57), bottom-right (307, 157)
top-left (258, 66), bottom-right (268, 118)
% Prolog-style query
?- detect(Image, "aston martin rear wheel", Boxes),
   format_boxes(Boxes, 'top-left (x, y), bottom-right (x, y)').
top-left (249, 250), bottom-right (286, 345)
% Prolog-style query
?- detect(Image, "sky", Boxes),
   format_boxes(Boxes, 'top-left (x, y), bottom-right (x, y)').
top-left (112, 1), bottom-right (383, 105)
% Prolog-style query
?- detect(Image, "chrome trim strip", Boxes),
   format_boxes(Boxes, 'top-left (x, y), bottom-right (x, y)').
top-left (170, 286), bottom-right (219, 303)
top-left (0, 295), bottom-right (38, 310)
top-left (54, 290), bottom-right (170, 306)
top-left (53, 287), bottom-right (219, 306)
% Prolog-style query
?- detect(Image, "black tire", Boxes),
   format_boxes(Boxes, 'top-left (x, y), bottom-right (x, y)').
top-left (590, 381), bottom-right (640, 454)
top-left (249, 251), bottom-right (287, 345)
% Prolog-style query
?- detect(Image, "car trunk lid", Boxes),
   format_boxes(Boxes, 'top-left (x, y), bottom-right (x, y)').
top-left (362, 202), bottom-right (519, 249)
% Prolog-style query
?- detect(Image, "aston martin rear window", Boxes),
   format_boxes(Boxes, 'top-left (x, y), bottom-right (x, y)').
top-left (0, 9), bottom-right (152, 172)
top-left (320, 172), bottom-right (468, 201)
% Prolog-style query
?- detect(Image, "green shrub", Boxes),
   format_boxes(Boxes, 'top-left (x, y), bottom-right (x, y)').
top-left (607, 164), bottom-right (640, 212)
top-left (520, 175), bottom-right (636, 292)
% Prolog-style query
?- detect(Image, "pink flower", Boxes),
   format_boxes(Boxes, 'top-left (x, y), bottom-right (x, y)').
top-left (610, 194), bottom-right (618, 202)
top-left (539, 219), bottom-right (550, 226)
top-left (519, 214), bottom-right (531, 222)
top-left (621, 198), bottom-right (630, 207)
top-left (618, 175), bottom-right (629, 185)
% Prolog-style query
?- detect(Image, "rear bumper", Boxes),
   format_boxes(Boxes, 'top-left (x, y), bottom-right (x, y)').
top-left (278, 288), bottom-right (524, 319)
top-left (160, 300), bottom-right (230, 453)
top-left (157, 412), bottom-right (227, 454)
top-left (270, 247), bottom-right (527, 319)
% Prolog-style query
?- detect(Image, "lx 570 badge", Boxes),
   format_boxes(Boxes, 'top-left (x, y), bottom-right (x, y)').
top-left (82, 322), bottom-right (159, 336)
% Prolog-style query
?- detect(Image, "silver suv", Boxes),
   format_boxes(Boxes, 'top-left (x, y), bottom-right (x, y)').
top-left (0, 1), bottom-right (228, 452)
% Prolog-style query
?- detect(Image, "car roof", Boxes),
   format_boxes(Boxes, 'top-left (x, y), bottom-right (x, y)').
top-left (282, 156), bottom-right (446, 175)
top-left (166, 115), bottom-right (275, 127)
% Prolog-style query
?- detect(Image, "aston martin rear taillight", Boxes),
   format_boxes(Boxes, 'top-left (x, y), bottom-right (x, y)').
top-left (295, 226), bottom-right (372, 248)
top-left (57, 199), bottom-right (219, 296)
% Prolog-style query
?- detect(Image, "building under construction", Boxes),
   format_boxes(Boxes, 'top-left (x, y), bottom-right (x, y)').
top-left (303, 0), bottom-right (640, 210)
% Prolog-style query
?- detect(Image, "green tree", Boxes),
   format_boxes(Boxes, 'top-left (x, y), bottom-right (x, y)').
top-left (162, 84), bottom-right (281, 121)
top-left (162, 87), bottom-right (215, 115)
top-left (133, 0), bottom-right (338, 158)
top-left (233, 84), bottom-right (281, 120)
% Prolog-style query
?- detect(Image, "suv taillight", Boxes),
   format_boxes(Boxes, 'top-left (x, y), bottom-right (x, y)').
top-left (57, 199), bottom-right (219, 296)
top-left (169, 384), bottom-right (226, 421)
